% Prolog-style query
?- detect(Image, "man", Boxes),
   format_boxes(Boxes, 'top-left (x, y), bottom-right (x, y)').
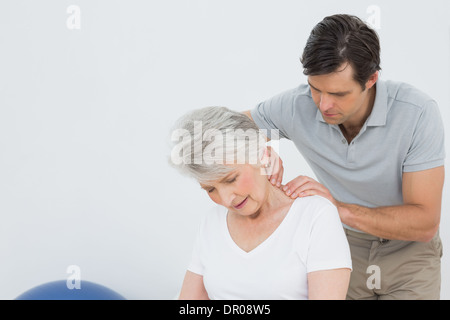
top-left (244, 14), bottom-right (445, 299)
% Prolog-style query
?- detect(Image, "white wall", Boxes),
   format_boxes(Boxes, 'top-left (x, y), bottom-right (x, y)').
top-left (0, 0), bottom-right (449, 299)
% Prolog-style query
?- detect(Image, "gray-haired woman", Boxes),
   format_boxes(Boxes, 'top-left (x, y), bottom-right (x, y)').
top-left (170, 106), bottom-right (351, 300)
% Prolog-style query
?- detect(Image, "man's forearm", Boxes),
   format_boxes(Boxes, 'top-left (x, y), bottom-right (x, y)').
top-left (243, 110), bottom-right (253, 120)
top-left (337, 202), bottom-right (440, 242)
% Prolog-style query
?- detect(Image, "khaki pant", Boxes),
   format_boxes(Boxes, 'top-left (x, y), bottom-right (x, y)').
top-left (345, 228), bottom-right (443, 300)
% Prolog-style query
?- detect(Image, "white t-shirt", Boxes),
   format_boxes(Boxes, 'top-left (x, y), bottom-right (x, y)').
top-left (187, 195), bottom-right (352, 300)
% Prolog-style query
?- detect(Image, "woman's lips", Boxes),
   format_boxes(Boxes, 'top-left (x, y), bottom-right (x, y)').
top-left (233, 197), bottom-right (248, 209)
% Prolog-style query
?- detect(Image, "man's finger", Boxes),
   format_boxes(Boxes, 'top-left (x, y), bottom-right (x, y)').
top-left (282, 176), bottom-right (309, 194)
top-left (276, 166), bottom-right (284, 187)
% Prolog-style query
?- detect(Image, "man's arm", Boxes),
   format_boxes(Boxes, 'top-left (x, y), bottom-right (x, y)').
top-left (243, 109), bottom-right (271, 142)
top-left (242, 110), bottom-right (254, 122)
top-left (338, 166), bottom-right (444, 242)
top-left (283, 166), bottom-right (444, 242)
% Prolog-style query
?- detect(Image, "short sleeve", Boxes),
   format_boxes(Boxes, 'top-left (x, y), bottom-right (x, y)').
top-left (403, 100), bottom-right (445, 172)
top-left (186, 222), bottom-right (205, 276)
top-left (305, 204), bottom-right (352, 273)
top-left (250, 89), bottom-right (296, 140)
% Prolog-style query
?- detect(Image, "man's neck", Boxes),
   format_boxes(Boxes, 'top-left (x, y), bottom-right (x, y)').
top-left (340, 85), bottom-right (377, 143)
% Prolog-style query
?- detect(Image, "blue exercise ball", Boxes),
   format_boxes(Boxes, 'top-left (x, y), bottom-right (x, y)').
top-left (15, 280), bottom-right (126, 300)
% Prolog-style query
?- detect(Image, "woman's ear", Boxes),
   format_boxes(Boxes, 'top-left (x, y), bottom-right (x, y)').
top-left (260, 146), bottom-right (270, 167)
top-left (259, 146), bottom-right (271, 176)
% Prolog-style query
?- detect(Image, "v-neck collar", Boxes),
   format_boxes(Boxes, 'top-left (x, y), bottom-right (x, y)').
top-left (222, 199), bottom-right (297, 257)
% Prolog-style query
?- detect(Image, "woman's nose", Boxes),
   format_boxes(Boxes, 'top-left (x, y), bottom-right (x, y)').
top-left (217, 187), bottom-right (235, 207)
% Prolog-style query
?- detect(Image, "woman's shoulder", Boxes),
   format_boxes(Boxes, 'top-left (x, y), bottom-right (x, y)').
top-left (288, 195), bottom-right (340, 229)
top-left (291, 195), bottom-right (337, 216)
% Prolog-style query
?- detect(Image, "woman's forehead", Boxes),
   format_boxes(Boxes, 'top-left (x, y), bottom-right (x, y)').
top-left (199, 166), bottom-right (246, 188)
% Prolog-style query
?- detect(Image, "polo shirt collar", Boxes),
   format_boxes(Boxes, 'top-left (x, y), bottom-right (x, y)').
top-left (366, 80), bottom-right (388, 127)
top-left (315, 79), bottom-right (388, 127)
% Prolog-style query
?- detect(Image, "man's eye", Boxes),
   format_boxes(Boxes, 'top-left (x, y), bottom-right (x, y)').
top-left (208, 188), bottom-right (215, 193)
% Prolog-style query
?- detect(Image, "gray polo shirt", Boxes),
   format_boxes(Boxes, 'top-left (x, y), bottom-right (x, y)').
top-left (251, 80), bottom-right (445, 231)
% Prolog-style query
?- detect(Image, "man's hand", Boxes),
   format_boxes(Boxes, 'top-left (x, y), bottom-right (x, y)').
top-left (242, 110), bottom-right (284, 187)
top-left (282, 167), bottom-right (444, 242)
top-left (262, 146), bottom-right (284, 187)
top-left (282, 175), bottom-right (337, 206)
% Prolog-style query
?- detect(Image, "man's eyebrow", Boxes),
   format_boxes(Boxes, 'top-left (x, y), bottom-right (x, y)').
top-left (307, 80), bottom-right (352, 95)
top-left (307, 80), bottom-right (320, 92)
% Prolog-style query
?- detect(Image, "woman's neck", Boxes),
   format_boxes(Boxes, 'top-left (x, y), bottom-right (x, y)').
top-left (246, 182), bottom-right (294, 221)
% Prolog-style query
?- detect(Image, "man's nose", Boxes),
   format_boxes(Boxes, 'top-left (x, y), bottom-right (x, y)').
top-left (318, 94), bottom-right (334, 112)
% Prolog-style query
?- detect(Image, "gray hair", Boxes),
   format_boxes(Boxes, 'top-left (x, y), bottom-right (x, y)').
top-left (169, 106), bottom-right (267, 183)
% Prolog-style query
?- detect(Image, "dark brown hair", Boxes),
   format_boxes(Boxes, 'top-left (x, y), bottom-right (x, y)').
top-left (301, 14), bottom-right (381, 90)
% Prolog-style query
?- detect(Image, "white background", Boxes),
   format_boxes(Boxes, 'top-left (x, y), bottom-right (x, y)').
top-left (0, 0), bottom-right (449, 299)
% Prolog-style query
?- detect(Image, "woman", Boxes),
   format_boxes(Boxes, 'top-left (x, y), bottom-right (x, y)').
top-left (170, 106), bottom-right (351, 300)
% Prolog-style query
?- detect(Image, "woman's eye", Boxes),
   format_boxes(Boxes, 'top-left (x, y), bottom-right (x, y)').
top-left (208, 188), bottom-right (215, 193)
top-left (226, 177), bottom-right (237, 183)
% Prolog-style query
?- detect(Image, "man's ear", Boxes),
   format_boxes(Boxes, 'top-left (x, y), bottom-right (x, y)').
top-left (365, 71), bottom-right (379, 90)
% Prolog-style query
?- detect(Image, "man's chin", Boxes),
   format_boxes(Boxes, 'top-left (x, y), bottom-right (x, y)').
top-left (322, 116), bottom-right (343, 125)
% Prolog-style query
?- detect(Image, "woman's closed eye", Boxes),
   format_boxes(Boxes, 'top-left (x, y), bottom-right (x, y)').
top-left (226, 176), bottom-right (237, 184)
top-left (202, 174), bottom-right (238, 193)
